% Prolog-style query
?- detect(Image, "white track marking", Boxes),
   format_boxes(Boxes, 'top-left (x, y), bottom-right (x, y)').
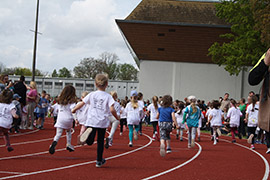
top-left (142, 140), bottom-right (202, 180)
top-left (0, 133), bottom-right (153, 180)
top-left (0, 171), bottom-right (23, 175)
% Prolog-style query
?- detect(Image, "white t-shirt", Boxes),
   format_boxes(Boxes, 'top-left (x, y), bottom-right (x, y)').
top-left (51, 103), bottom-right (59, 117)
top-left (120, 106), bottom-right (127, 119)
top-left (0, 103), bottom-right (16, 129)
top-left (111, 101), bottom-right (121, 117)
top-left (83, 90), bottom-right (115, 128)
top-left (227, 107), bottom-right (242, 127)
top-left (54, 103), bottom-right (76, 129)
top-left (246, 104), bottom-right (259, 127)
top-left (175, 110), bottom-right (185, 128)
top-left (206, 108), bottom-right (213, 118)
top-left (76, 102), bottom-right (89, 126)
top-left (209, 109), bottom-right (223, 127)
top-left (147, 103), bottom-right (160, 122)
top-left (125, 102), bottom-right (143, 125)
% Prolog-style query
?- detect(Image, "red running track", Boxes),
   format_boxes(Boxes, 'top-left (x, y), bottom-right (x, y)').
top-left (0, 118), bottom-right (269, 180)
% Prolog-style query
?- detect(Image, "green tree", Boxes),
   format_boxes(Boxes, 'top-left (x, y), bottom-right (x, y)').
top-left (208, 0), bottom-right (266, 75)
top-left (58, 67), bottom-right (72, 78)
top-left (2, 67), bottom-right (43, 76)
top-left (99, 52), bottom-right (119, 80)
top-left (118, 63), bottom-right (138, 81)
top-left (52, 69), bottom-right (58, 77)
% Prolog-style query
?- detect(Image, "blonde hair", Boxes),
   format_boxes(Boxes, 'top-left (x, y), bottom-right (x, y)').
top-left (131, 95), bottom-right (138, 109)
top-left (188, 96), bottom-right (197, 114)
top-left (110, 91), bottom-right (118, 100)
top-left (95, 74), bottom-right (108, 88)
top-left (81, 91), bottom-right (89, 98)
top-left (152, 96), bottom-right (158, 110)
top-left (30, 81), bottom-right (37, 89)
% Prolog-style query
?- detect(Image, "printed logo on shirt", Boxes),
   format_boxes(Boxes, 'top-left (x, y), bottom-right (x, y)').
top-left (93, 98), bottom-right (105, 110)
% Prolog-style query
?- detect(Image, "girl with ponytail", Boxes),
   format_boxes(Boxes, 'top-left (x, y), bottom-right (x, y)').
top-left (147, 96), bottom-right (160, 140)
top-left (227, 99), bottom-right (242, 143)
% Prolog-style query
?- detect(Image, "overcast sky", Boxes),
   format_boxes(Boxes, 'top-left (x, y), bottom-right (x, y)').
top-left (0, 0), bottom-right (142, 74)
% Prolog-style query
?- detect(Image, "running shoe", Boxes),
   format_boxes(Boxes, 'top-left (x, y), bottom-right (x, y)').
top-left (66, 145), bottom-right (74, 152)
top-left (80, 127), bottom-right (92, 144)
top-left (96, 159), bottom-right (106, 168)
top-left (129, 142), bottom-right (133, 147)
top-left (109, 138), bottom-right (113, 146)
top-left (7, 146), bottom-right (14, 152)
top-left (251, 144), bottom-right (255, 150)
top-left (105, 137), bottom-right (110, 149)
top-left (49, 141), bottom-right (57, 154)
top-left (180, 137), bottom-right (183, 141)
top-left (266, 148), bottom-right (270, 154)
top-left (213, 140), bottom-right (217, 145)
top-left (191, 139), bottom-right (195, 147)
top-left (160, 144), bottom-right (166, 157)
top-left (247, 134), bottom-right (254, 144)
top-left (166, 148), bottom-right (172, 154)
top-left (232, 139), bottom-right (236, 143)
top-left (188, 144), bottom-right (191, 148)
top-left (134, 131), bottom-right (138, 140)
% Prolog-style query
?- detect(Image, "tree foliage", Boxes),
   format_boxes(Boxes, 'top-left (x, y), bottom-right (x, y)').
top-left (118, 63), bottom-right (138, 81)
top-left (52, 69), bottom-right (58, 77)
top-left (2, 67), bottom-right (43, 76)
top-left (99, 52), bottom-right (119, 80)
top-left (58, 67), bottom-right (72, 78)
top-left (208, 0), bottom-right (267, 75)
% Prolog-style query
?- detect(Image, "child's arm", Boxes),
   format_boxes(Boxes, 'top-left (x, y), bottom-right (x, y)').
top-left (72, 101), bottom-right (85, 113)
top-left (11, 108), bottom-right (19, 119)
top-left (110, 104), bottom-right (120, 120)
top-left (171, 112), bottom-right (179, 128)
top-left (156, 112), bottom-right (159, 119)
top-left (207, 115), bottom-right (212, 126)
top-left (182, 112), bottom-right (187, 124)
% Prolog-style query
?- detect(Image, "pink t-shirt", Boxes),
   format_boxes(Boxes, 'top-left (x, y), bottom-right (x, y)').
top-left (27, 89), bottom-right (37, 102)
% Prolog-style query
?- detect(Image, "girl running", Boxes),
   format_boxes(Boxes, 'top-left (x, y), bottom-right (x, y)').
top-left (245, 95), bottom-right (259, 149)
top-left (72, 74), bottom-right (119, 168)
top-left (119, 100), bottom-right (127, 136)
top-left (147, 96), bottom-right (160, 140)
top-left (227, 99), bottom-right (242, 143)
top-left (207, 100), bottom-right (224, 145)
top-left (175, 102), bottom-right (185, 141)
top-left (49, 85), bottom-right (77, 154)
top-left (183, 96), bottom-right (201, 148)
top-left (105, 91), bottom-right (121, 148)
top-left (0, 89), bottom-right (19, 152)
top-left (157, 95), bottom-right (178, 157)
top-left (125, 90), bottom-right (143, 147)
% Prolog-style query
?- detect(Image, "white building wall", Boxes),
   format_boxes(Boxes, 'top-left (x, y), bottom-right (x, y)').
top-left (139, 60), bottom-right (261, 102)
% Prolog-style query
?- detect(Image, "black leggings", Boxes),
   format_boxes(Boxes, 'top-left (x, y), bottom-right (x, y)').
top-left (152, 121), bottom-right (158, 134)
top-left (247, 127), bottom-right (256, 144)
top-left (120, 118), bottom-right (127, 133)
top-left (265, 131), bottom-right (270, 148)
top-left (86, 127), bottom-right (106, 161)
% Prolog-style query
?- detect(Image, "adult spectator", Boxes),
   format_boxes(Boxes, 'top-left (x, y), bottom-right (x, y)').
top-left (220, 93), bottom-right (230, 112)
top-left (238, 98), bottom-right (247, 137)
top-left (0, 74), bottom-right (12, 92)
top-left (14, 76), bottom-right (27, 106)
top-left (27, 81), bottom-right (38, 130)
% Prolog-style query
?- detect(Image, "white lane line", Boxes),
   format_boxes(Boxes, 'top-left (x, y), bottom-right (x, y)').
top-left (222, 138), bottom-right (269, 180)
top-left (0, 129), bottom-right (75, 148)
top-left (0, 171), bottom-right (24, 175)
top-left (0, 133), bottom-right (153, 180)
top-left (142, 141), bottom-right (202, 180)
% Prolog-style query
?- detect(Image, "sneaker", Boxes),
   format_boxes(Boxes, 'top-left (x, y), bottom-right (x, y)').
top-left (188, 144), bottom-right (191, 148)
top-left (105, 137), bottom-right (110, 149)
top-left (39, 126), bottom-right (44, 130)
top-left (160, 144), bottom-right (166, 157)
top-left (211, 136), bottom-right (214, 141)
top-left (96, 159), bottom-right (106, 168)
top-left (216, 137), bottom-right (219, 142)
top-left (191, 139), bottom-right (195, 147)
top-left (251, 144), bottom-right (255, 150)
top-left (266, 148), bottom-right (270, 154)
top-left (217, 128), bottom-right (222, 136)
top-left (180, 137), bottom-right (183, 141)
top-left (66, 145), bottom-right (74, 152)
top-left (49, 141), bottom-right (57, 154)
top-left (247, 134), bottom-right (254, 144)
top-left (166, 148), bottom-right (172, 153)
top-left (232, 139), bottom-right (236, 143)
top-left (238, 133), bottom-right (242, 139)
top-left (213, 140), bottom-right (217, 145)
top-left (80, 127), bottom-right (92, 144)
top-left (109, 138), bottom-right (113, 147)
top-left (129, 142), bottom-right (133, 147)
top-left (28, 126), bottom-right (33, 130)
top-left (7, 146), bottom-right (14, 152)
top-left (120, 132), bottom-right (122, 136)
top-left (134, 131), bottom-right (138, 140)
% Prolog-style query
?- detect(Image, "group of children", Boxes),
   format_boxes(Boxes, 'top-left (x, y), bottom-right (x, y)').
top-left (0, 73), bottom-right (264, 168)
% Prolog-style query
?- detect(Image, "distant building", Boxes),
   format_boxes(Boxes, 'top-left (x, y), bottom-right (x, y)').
top-left (9, 76), bottom-right (138, 100)
top-left (116, 0), bottom-right (260, 101)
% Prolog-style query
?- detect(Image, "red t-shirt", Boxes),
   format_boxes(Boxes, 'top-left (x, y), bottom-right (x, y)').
top-left (27, 89), bottom-right (37, 102)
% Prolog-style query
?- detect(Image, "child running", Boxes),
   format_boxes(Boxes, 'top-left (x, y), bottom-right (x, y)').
top-left (147, 96), bottom-right (160, 140)
top-left (0, 89), bottom-right (19, 152)
top-left (157, 95), bottom-right (178, 157)
top-left (183, 96), bottom-right (201, 148)
top-left (75, 91), bottom-right (89, 145)
top-left (49, 85), bottom-right (77, 154)
top-left (105, 91), bottom-right (121, 148)
top-left (119, 100), bottom-right (127, 136)
top-left (125, 90), bottom-right (143, 147)
top-left (175, 102), bottom-right (185, 141)
top-left (227, 99), bottom-right (242, 143)
top-left (207, 100), bottom-right (224, 145)
top-left (245, 95), bottom-right (259, 149)
top-left (72, 74), bottom-right (119, 168)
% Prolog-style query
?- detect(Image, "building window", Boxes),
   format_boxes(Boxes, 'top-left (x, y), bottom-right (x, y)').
top-left (157, 33), bottom-right (165, 36)
top-left (118, 86), bottom-right (121, 89)
top-left (44, 81), bottom-right (52, 88)
top-left (55, 82), bottom-right (63, 89)
top-left (123, 86), bottom-right (126, 89)
top-left (86, 84), bottom-right (94, 91)
top-left (169, 29), bottom-right (176, 32)
top-left (65, 82), bottom-right (73, 86)
top-left (158, 48), bottom-right (165, 51)
top-left (75, 83), bottom-right (83, 90)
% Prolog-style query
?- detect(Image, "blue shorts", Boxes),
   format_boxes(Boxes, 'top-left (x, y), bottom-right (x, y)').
top-left (37, 113), bottom-right (45, 118)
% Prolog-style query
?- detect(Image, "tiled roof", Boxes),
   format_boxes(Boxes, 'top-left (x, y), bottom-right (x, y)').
top-left (126, 0), bottom-right (228, 26)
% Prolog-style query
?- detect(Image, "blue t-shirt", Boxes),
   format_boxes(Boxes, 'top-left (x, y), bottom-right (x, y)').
top-left (184, 105), bottom-right (201, 128)
top-left (158, 107), bottom-right (175, 122)
top-left (37, 97), bottom-right (48, 114)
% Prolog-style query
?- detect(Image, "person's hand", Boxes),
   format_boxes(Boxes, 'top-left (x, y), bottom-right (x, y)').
top-left (264, 48), bottom-right (270, 66)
